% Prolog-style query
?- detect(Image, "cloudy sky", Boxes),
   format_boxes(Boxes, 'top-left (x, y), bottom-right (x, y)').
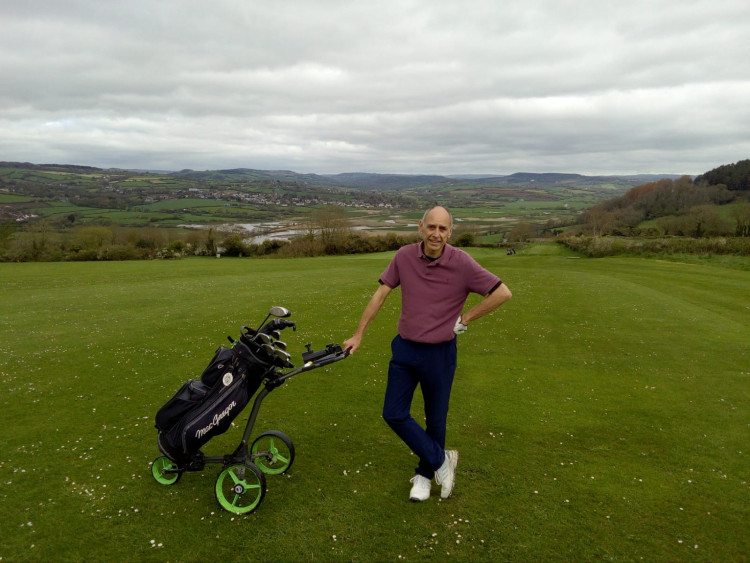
top-left (2, 0), bottom-right (749, 175)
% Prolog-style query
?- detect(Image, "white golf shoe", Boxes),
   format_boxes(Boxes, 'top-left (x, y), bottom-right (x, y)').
top-left (409, 474), bottom-right (431, 502)
top-left (435, 450), bottom-right (458, 498)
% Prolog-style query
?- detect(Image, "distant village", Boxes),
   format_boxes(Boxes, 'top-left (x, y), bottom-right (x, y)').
top-left (1, 175), bottom-right (400, 223)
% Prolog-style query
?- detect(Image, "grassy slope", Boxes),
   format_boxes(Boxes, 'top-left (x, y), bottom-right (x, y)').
top-left (1, 248), bottom-right (747, 561)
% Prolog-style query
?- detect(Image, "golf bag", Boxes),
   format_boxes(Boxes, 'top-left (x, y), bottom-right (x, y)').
top-left (155, 342), bottom-right (272, 463)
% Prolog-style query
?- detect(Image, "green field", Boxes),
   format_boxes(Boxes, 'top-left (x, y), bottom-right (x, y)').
top-left (2, 163), bottom-right (637, 235)
top-left (1, 247), bottom-right (748, 561)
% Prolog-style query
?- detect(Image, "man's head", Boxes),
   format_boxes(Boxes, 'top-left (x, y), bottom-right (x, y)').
top-left (418, 205), bottom-right (453, 258)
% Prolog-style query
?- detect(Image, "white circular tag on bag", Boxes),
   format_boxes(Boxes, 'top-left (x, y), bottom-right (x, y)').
top-left (222, 372), bottom-right (234, 386)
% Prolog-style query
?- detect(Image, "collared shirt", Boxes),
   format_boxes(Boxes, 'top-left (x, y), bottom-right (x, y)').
top-left (379, 242), bottom-right (502, 343)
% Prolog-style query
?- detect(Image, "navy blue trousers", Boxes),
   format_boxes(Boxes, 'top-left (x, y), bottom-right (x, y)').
top-left (382, 335), bottom-right (457, 479)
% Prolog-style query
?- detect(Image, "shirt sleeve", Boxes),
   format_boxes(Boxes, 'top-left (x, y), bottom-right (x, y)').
top-left (487, 280), bottom-right (503, 295)
top-left (464, 253), bottom-right (501, 296)
top-left (379, 248), bottom-right (402, 289)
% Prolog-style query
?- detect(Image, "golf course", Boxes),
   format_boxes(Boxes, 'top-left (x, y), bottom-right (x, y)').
top-left (1, 244), bottom-right (748, 561)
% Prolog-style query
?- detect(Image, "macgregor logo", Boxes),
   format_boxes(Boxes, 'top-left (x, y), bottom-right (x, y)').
top-left (195, 401), bottom-right (237, 439)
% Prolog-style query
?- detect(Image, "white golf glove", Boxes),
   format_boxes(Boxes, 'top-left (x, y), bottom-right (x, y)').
top-left (453, 316), bottom-right (468, 335)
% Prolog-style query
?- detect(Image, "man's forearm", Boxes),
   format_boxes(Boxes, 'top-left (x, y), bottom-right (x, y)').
top-left (353, 284), bottom-right (391, 336)
top-left (461, 283), bottom-right (512, 324)
top-left (344, 284), bottom-right (392, 354)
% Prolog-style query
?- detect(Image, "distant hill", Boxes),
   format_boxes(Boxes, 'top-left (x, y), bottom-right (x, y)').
top-left (468, 172), bottom-right (686, 186)
top-left (0, 161), bottom-right (686, 192)
top-left (169, 168), bottom-right (325, 184)
top-left (161, 166), bottom-right (687, 191)
top-left (320, 171), bottom-right (686, 190)
top-left (0, 161), bottom-right (102, 174)
top-left (166, 169), bottom-right (451, 190)
top-left (320, 173), bottom-right (450, 190)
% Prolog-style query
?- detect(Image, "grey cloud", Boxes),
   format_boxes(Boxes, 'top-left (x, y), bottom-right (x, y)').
top-left (1, 0), bottom-right (749, 174)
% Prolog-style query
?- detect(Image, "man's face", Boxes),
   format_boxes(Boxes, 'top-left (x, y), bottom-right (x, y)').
top-left (419, 207), bottom-right (453, 258)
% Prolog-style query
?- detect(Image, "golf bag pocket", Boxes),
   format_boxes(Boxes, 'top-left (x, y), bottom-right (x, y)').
top-left (158, 371), bottom-right (251, 462)
top-left (200, 346), bottom-right (234, 387)
top-left (155, 379), bottom-right (210, 432)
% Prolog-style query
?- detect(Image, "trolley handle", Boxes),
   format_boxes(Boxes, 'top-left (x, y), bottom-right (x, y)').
top-left (302, 343), bottom-right (347, 364)
top-left (307, 348), bottom-right (349, 368)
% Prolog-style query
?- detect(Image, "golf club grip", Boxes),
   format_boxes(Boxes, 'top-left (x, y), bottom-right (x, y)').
top-left (260, 319), bottom-right (296, 333)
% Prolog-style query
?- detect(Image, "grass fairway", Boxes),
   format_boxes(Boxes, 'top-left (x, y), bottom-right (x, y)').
top-left (1, 246), bottom-right (748, 562)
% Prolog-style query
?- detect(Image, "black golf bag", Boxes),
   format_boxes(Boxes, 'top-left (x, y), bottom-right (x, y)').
top-left (155, 340), bottom-right (273, 463)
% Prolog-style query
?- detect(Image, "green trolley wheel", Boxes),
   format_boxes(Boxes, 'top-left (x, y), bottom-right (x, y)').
top-left (251, 430), bottom-right (296, 475)
top-left (151, 456), bottom-right (182, 485)
top-left (215, 463), bottom-right (266, 514)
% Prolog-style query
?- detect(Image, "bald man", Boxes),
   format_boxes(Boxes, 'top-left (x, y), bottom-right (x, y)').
top-left (344, 205), bottom-right (512, 501)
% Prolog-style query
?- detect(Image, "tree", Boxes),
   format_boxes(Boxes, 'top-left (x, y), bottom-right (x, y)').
top-left (312, 205), bottom-right (350, 251)
top-left (581, 207), bottom-right (614, 235)
top-left (206, 228), bottom-right (217, 256)
top-left (453, 232), bottom-right (475, 247)
top-left (695, 159), bottom-right (750, 191)
top-left (686, 205), bottom-right (732, 237)
top-left (31, 219), bottom-right (52, 254)
top-left (508, 221), bottom-right (536, 242)
top-left (0, 221), bottom-right (16, 250)
top-left (72, 226), bottom-right (113, 250)
top-left (221, 234), bottom-right (248, 256)
top-left (730, 202), bottom-right (750, 237)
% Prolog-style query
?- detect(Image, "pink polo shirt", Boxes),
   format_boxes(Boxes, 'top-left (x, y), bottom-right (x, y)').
top-left (379, 242), bottom-right (502, 344)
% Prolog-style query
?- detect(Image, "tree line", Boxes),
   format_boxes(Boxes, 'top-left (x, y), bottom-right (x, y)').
top-left (0, 204), bottom-right (488, 262)
top-left (574, 159), bottom-right (750, 237)
top-left (694, 159), bottom-right (750, 191)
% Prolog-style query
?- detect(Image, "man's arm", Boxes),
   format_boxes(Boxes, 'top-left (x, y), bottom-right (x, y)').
top-left (460, 282), bottom-right (512, 325)
top-left (343, 283), bottom-right (393, 355)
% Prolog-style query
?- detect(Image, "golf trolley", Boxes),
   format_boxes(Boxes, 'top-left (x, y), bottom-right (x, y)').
top-left (150, 306), bottom-right (349, 514)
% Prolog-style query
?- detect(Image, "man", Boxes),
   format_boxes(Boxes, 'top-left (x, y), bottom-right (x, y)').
top-left (343, 205), bottom-right (512, 502)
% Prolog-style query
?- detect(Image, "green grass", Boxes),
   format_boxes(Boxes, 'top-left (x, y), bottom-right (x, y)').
top-left (134, 198), bottom-right (234, 211)
top-left (1, 247), bottom-right (748, 561)
top-left (0, 193), bottom-right (35, 203)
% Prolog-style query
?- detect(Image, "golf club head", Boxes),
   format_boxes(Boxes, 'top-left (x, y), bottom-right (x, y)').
top-left (269, 306), bottom-right (291, 318)
top-left (261, 343), bottom-right (275, 357)
top-left (273, 348), bottom-right (292, 366)
top-left (270, 330), bottom-right (282, 340)
top-left (254, 332), bottom-right (273, 345)
top-left (257, 306), bottom-right (292, 333)
top-left (274, 340), bottom-right (287, 351)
